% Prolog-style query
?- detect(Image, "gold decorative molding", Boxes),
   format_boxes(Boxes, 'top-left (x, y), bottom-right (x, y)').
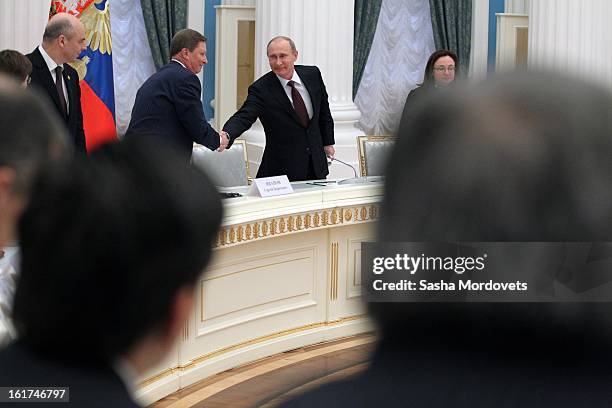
top-left (182, 320), bottom-right (189, 342)
top-left (214, 203), bottom-right (381, 248)
top-left (330, 242), bottom-right (339, 300)
top-left (138, 314), bottom-right (367, 388)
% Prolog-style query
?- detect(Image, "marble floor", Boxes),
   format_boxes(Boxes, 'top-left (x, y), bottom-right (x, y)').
top-left (148, 333), bottom-right (376, 408)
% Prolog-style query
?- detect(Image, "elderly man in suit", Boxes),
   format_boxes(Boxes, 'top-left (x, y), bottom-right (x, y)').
top-left (27, 12), bottom-right (87, 155)
top-left (126, 29), bottom-right (228, 161)
top-left (223, 36), bottom-right (335, 182)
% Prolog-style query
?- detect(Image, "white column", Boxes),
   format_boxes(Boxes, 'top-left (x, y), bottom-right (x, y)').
top-left (528, 0), bottom-right (612, 90)
top-left (244, 0), bottom-right (362, 179)
top-left (0, 0), bottom-right (49, 53)
top-left (468, 0), bottom-right (489, 81)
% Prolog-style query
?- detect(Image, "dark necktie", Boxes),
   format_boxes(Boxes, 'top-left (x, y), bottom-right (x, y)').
top-left (55, 66), bottom-right (67, 117)
top-left (287, 80), bottom-right (309, 128)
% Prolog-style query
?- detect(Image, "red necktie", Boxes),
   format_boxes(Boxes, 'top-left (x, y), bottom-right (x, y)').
top-left (287, 80), bottom-right (309, 128)
top-left (55, 66), bottom-right (67, 117)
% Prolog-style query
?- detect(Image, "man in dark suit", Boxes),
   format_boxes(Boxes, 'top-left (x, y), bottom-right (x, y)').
top-left (0, 137), bottom-right (222, 407)
top-left (126, 29), bottom-right (228, 161)
top-left (223, 36), bottom-right (335, 181)
top-left (27, 12), bottom-right (87, 155)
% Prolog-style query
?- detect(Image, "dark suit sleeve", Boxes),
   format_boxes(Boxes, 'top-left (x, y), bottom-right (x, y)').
top-left (175, 75), bottom-right (220, 150)
top-left (316, 67), bottom-right (334, 146)
top-left (222, 82), bottom-right (265, 145)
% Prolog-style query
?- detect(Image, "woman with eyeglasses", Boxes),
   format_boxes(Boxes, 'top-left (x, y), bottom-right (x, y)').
top-left (399, 50), bottom-right (459, 129)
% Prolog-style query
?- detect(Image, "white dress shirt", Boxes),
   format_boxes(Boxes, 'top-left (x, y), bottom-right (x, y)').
top-left (38, 45), bottom-right (70, 111)
top-left (276, 71), bottom-right (314, 120)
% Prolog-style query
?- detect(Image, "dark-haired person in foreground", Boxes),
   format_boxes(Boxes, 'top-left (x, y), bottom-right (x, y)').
top-left (283, 72), bottom-right (612, 407)
top-left (0, 138), bottom-right (222, 407)
top-left (0, 86), bottom-right (69, 346)
top-left (126, 28), bottom-right (228, 160)
top-left (0, 50), bottom-right (33, 88)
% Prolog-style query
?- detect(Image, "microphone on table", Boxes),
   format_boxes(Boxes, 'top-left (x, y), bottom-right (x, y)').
top-left (327, 156), bottom-right (367, 185)
top-left (327, 155), bottom-right (358, 179)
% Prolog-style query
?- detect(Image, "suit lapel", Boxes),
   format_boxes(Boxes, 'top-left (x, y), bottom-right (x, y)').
top-left (30, 49), bottom-right (66, 118)
top-left (269, 72), bottom-right (306, 127)
top-left (63, 69), bottom-right (74, 119)
top-left (296, 66), bottom-right (320, 119)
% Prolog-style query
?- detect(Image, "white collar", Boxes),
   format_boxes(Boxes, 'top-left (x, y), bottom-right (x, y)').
top-left (38, 45), bottom-right (62, 72)
top-left (276, 70), bottom-right (303, 88)
top-left (171, 58), bottom-right (187, 69)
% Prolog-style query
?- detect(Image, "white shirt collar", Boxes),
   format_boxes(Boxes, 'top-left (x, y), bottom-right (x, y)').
top-left (171, 58), bottom-right (187, 69)
top-left (276, 70), bottom-right (303, 88)
top-left (38, 45), bottom-right (62, 73)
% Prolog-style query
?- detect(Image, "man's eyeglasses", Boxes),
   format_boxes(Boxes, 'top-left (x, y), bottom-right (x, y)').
top-left (433, 66), bottom-right (455, 73)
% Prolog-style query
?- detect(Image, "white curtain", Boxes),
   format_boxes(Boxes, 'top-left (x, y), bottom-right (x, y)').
top-left (354, 0), bottom-right (435, 135)
top-left (110, 0), bottom-right (156, 136)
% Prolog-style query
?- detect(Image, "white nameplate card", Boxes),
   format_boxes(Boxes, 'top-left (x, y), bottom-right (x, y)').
top-left (248, 175), bottom-right (294, 197)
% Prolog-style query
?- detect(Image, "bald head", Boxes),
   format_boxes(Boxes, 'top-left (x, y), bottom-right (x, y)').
top-left (42, 13), bottom-right (86, 64)
top-left (44, 13), bottom-right (81, 43)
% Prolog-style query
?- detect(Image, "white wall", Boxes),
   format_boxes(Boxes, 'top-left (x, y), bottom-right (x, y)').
top-left (0, 0), bottom-right (49, 53)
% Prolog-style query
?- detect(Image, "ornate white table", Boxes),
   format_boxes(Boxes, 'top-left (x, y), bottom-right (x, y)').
top-left (137, 180), bottom-right (382, 404)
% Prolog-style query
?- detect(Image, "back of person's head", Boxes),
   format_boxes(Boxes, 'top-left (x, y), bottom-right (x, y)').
top-left (376, 71), bottom-right (612, 352)
top-left (170, 29), bottom-right (207, 56)
top-left (12, 137), bottom-right (223, 364)
top-left (0, 87), bottom-right (69, 246)
top-left (0, 87), bottom-right (68, 195)
top-left (0, 50), bottom-right (32, 86)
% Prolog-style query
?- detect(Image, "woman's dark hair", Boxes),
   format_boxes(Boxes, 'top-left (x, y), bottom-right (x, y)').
top-left (421, 49), bottom-right (458, 87)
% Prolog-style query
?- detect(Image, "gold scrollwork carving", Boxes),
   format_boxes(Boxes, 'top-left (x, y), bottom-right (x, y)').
top-left (237, 226), bottom-right (244, 242)
top-left (270, 219), bottom-right (277, 235)
top-left (360, 207), bottom-right (367, 221)
top-left (213, 203), bottom-right (381, 248)
top-left (296, 215), bottom-right (303, 230)
top-left (344, 209), bottom-right (353, 222)
top-left (370, 205), bottom-right (378, 219)
top-left (288, 216), bottom-right (295, 232)
top-left (331, 209), bottom-right (338, 225)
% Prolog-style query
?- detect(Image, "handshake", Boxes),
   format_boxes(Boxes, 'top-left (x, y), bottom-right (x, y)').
top-left (218, 130), bottom-right (230, 152)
